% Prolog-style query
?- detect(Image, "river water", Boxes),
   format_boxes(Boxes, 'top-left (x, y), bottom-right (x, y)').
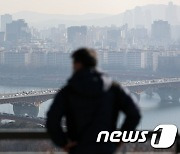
top-left (0, 85), bottom-right (180, 130)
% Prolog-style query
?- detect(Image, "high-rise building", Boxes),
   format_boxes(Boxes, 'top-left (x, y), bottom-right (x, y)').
top-left (158, 55), bottom-right (180, 74)
top-left (30, 52), bottom-right (46, 67)
top-left (151, 20), bottom-right (171, 41)
top-left (125, 50), bottom-right (146, 69)
top-left (0, 49), bottom-right (4, 65)
top-left (171, 25), bottom-right (180, 41)
top-left (0, 14), bottom-right (12, 32)
top-left (0, 32), bottom-right (5, 42)
top-left (123, 10), bottom-right (133, 28)
top-left (131, 27), bottom-right (148, 40)
top-left (133, 7), bottom-right (144, 27)
top-left (145, 51), bottom-right (159, 71)
top-left (107, 29), bottom-right (121, 50)
top-left (166, 2), bottom-right (178, 25)
top-left (144, 10), bottom-right (152, 30)
top-left (3, 52), bottom-right (29, 66)
top-left (46, 52), bottom-right (71, 68)
top-left (6, 19), bottom-right (31, 42)
top-left (67, 26), bottom-right (87, 49)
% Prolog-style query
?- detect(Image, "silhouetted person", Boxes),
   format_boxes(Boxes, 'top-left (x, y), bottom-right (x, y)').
top-left (46, 48), bottom-right (141, 154)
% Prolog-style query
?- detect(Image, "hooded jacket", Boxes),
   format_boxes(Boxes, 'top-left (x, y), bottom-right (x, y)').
top-left (46, 68), bottom-right (141, 153)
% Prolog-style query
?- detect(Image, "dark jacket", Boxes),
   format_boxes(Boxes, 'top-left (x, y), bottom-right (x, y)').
top-left (46, 69), bottom-right (141, 153)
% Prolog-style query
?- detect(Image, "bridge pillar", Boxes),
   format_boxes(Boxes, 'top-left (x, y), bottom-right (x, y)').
top-left (156, 87), bottom-right (180, 105)
top-left (131, 92), bottom-right (141, 102)
top-left (171, 89), bottom-right (180, 104)
top-left (142, 89), bottom-right (154, 100)
top-left (13, 103), bottom-right (39, 117)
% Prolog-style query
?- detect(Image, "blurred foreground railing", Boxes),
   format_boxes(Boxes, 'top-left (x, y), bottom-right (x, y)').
top-left (0, 129), bottom-right (49, 140)
top-left (0, 130), bottom-right (179, 154)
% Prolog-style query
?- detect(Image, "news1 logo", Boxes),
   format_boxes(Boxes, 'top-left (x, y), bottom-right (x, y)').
top-left (151, 125), bottom-right (177, 148)
top-left (96, 125), bottom-right (178, 149)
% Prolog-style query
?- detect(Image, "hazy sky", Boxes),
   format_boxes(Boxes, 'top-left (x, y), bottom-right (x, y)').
top-left (0, 0), bottom-right (180, 15)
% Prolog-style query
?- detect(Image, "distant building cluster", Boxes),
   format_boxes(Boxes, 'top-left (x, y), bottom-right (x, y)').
top-left (0, 13), bottom-right (178, 50)
top-left (0, 2), bottom-right (180, 75)
top-left (0, 46), bottom-right (180, 74)
top-left (0, 50), bottom-right (71, 68)
top-left (0, 15), bottom-right (31, 43)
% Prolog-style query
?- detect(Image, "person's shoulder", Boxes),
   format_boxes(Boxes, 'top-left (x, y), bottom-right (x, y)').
top-left (111, 81), bottom-right (132, 98)
top-left (55, 84), bottom-right (71, 96)
top-left (111, 80), bottom-right (129, 94)
top-left (111, 81), bottom-right (122, 90)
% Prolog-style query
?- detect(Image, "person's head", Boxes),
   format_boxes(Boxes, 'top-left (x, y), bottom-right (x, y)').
top-left (71, 48), bottom-right (97, 72)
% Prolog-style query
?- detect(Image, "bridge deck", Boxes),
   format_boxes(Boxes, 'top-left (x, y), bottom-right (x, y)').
top-left (0, 78), bottom-right (179, 104)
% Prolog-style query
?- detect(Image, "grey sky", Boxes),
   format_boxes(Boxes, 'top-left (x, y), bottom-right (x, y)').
top-left (0, 0), bottom-right (180, 15)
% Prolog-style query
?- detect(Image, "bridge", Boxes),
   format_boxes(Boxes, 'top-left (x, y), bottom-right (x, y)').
top-left (0, 90), bottom-right (56, 117)
top-left (123, 78), bottom-right (180, 103)
top-left (0, 89), bottom-right (56, 104)
top-left (0, 78), bottom-right (180, 117)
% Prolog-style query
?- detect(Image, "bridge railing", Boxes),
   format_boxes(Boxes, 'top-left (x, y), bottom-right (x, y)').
top-left (122, 77), bottom-right (180, 87)
top-left (1, 77), bottom-right (180, 100)
top-left (0, 130), bottom-right (179, 153)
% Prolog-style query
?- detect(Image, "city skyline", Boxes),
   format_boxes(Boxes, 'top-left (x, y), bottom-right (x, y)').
top-left (0, 1), bottom-right (180, 77)
top-left (0, 0), bottom-right (180, 15)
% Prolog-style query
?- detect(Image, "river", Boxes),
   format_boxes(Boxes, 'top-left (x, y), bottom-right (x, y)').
top-left (0, 85), bottom-right (180, 130)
